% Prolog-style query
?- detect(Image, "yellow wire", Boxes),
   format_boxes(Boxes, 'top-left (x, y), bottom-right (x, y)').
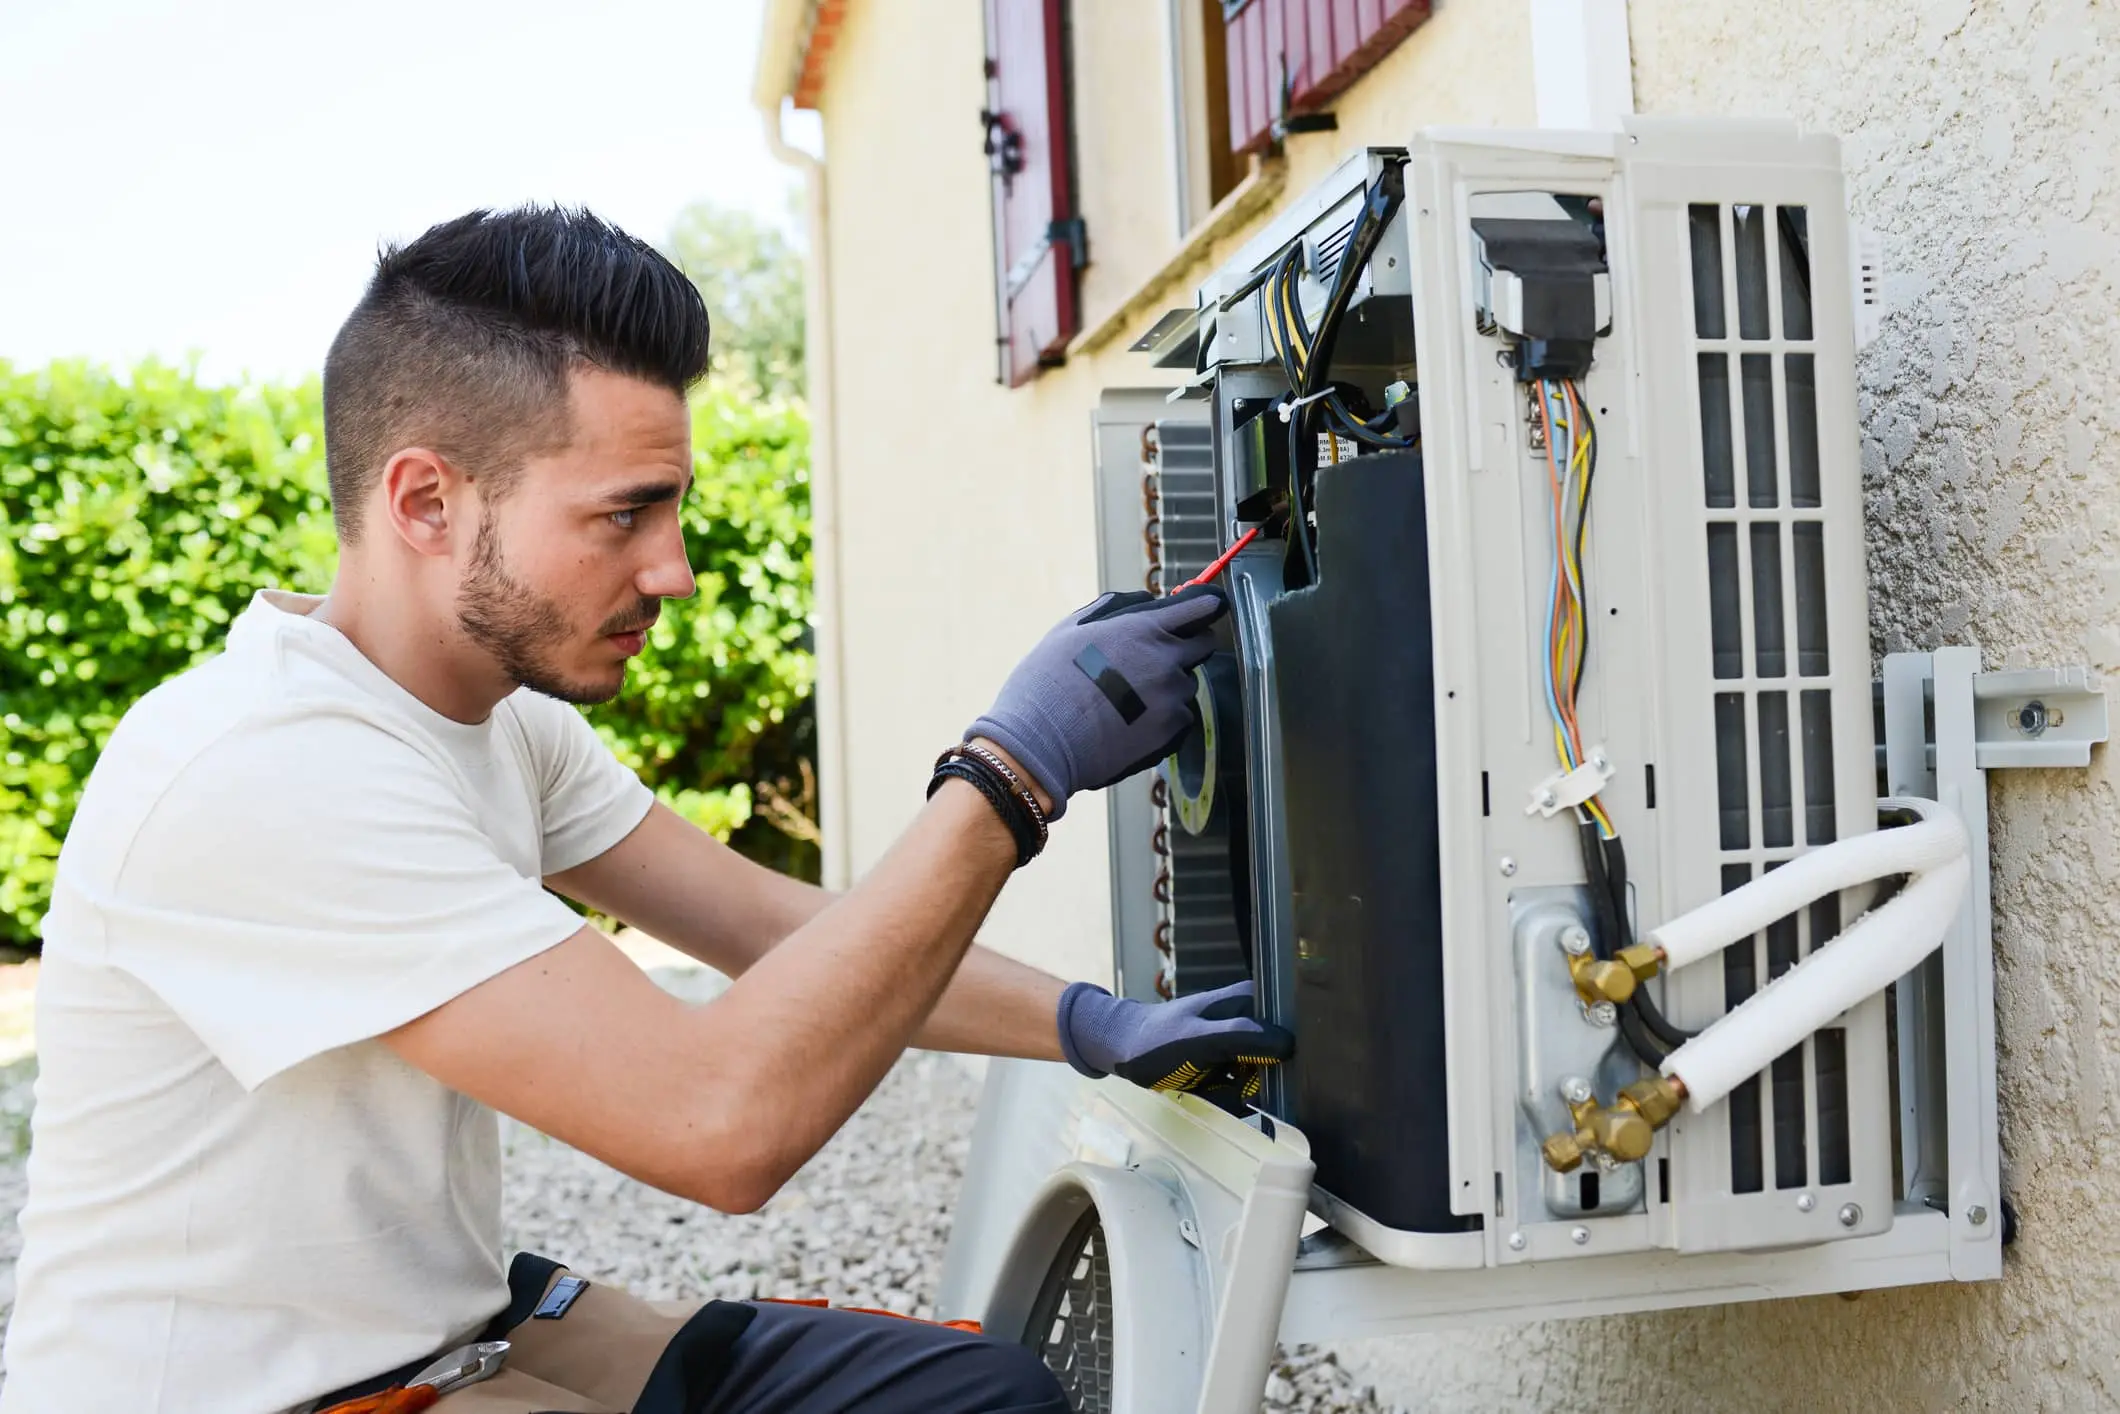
top-left (1279, 267), bottom-right (1309, 370)
top-left (1543, 378), bottom-right (1616, 839)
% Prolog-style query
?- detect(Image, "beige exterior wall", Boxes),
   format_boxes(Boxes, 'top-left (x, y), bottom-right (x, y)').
top-left (804, 0), bottom-right (2120, 1405)
top-left (814, 0), bottom-right (1531, 988)
top-left (1335, 2), bottom-right (2120, 1408)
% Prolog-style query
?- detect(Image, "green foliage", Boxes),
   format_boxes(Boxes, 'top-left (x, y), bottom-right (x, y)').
top-left (664, 201), bottom-right (806, 400)
top-left (0, 361), bottom-right (337, 947)
top-left (0, 361), bottom-right (816, 948)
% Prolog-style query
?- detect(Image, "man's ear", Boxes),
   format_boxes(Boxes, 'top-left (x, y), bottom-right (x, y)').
top-left (379, 447), bottom-right (469, 557)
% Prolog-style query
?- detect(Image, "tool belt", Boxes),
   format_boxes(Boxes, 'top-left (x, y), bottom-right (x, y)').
top-left (315, 1252), bottom-right (756, 1413)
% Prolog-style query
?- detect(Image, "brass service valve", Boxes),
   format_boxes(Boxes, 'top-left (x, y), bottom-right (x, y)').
top-left (1567, 942), bottom-right (1665, 1006)
top-left (1539, 1074), bottom-right (1687, 1173)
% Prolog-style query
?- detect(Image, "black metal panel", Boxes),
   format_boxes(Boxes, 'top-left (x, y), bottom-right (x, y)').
top-left (1267, 449), bottom-right (1455, 1232)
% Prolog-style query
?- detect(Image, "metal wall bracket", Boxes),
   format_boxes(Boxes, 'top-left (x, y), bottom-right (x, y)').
top-left (1880, 650), bottom-right (2103, 1280)
top-left (1874, 661), bottom-right (2107, 777)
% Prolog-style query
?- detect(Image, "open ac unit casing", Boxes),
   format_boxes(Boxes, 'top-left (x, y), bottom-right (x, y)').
top-left (1109, 118), bottom-right (1905, 1269)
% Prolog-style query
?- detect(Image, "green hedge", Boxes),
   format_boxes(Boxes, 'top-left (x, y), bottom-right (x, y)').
top-left (0, 360), bottom-right (815, 948)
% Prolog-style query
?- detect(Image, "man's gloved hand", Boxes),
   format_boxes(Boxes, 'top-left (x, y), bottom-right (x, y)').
top-left (1056, 979), bottom-right (1294, 1105)
top-left (966, 584), bottom-right (1228, 820)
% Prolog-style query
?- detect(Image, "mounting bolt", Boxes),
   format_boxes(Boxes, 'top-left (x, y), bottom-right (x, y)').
top-left (1560, 1076), bottom-right (1594, 1105)
top-left (1796, 1193), bottom-right (1816, 1213)
top-left (1593, 1149), bottom-right (1622, 1174)
top-left (1591, 753), bottom-right (1609, 772)
top-left (2015, 701), bottom-right (2049, 737)
top-left (1968, 1204), bottom-right (1989, 1227)
top-left (1838, 1203), bottom-right (1863, 1228)
top-left (1560, 925), bottom-right (1593, 956)
top-left (1586, 1000), bottom-right (1619, 1028)
top-left (1499, 856), bottom-right (1518, 877)
top-left (1570, 1225), bottom-right (1591, 1245)
top-left (1507, 1231), bottom-right (1527, 1251)
top-left (1539, 789), bottom-right (1559, 808)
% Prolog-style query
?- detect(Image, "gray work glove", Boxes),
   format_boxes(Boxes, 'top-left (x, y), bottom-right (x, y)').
top-left (966, 585), bottom-right (1228, 820)
top-left (1057, 979), bottom-right (1295, 1105)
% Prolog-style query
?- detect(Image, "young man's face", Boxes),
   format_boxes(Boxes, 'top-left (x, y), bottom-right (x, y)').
top-left (455, 368), bottom-right (697, 704)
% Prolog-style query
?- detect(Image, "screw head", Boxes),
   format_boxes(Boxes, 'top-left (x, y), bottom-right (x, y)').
top-left (1586, 1000), bottom-right (1619, 1028)
top-left (1591, 754), bottom-right (1609, 772)
top-left (1838, 1203), bottom-right (1863, 1227)
top-left (1968, 1204), bottom-right (1989, 1226)
top-left (1507, 1231), bottom-right (1527, 1251)
top-left (1560, 1076), bottom-right (1594, 1105)
top-left (1570, 1225), bottom-right (1591, 1245)
top-left (2015, 701), bottom-right (2049, 737)
top-left (1499, 856), bottom-right (1518, 877)
top-left (1539, 789), bottom-right (1558, 808)
top-left (1593, 1149), bottom-right (1622, 1174)
top-left (1560, 925), bottom-right (1593, 956)
top-left (1796, 1193), bottom-right (1816, 1213)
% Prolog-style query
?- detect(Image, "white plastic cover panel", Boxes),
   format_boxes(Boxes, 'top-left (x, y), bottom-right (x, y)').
top-left (1404, 116), bottom-right (1892, 1262)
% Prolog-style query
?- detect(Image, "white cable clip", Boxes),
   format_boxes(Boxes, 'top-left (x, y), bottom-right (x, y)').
top-left (1276, 387), bottom-right (1335, 422)
top-left (1524, 747), bottom-right (1614, 819)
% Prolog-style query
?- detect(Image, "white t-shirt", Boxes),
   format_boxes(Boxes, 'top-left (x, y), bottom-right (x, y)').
top-left (2, 590), bottom-right (654, 1414)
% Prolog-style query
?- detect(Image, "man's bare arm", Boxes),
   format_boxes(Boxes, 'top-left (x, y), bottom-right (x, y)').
top-left (549, 798), bottom-right (1066, 1061)
top-left (384, 779), bottom-right (1016, 1213)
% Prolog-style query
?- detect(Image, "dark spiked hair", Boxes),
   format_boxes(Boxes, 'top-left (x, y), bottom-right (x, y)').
top-left (323, 205), bottom-right (712, 541)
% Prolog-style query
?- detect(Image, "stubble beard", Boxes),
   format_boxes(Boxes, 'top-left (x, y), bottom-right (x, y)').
top-left (456, 514), bottom-right (620, 706)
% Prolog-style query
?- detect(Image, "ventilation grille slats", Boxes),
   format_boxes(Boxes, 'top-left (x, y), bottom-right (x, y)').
top-left (1688, 202), bottom-right (1852, 1195)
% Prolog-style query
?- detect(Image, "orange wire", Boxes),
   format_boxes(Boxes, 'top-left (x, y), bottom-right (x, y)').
top-left (1542, 389), bottom-right (1585, 758)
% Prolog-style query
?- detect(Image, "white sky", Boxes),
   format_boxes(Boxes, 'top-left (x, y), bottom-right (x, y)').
top-left (0, 0), bottom-right (818, 382)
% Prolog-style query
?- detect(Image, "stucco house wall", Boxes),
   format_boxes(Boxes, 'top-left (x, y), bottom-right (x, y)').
top-left (769, 0), bottom-right (2120, 1405)
top-left (802, 0), bottom-right (1530, 988)
top-left (1340, 3), bottom-right (2120, 1408)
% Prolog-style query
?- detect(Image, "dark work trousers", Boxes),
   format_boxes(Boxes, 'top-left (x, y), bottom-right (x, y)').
top-left (703, 1301), bottom-right (1072, 1414)
top-left (320, 1254), bottom-right (1072, 1414)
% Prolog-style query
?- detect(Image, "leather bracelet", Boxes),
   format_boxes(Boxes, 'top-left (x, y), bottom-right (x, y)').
top-left (928, 757), bottom-right (1043, 868)
top-left (953, 741), bottom-right (1050, 841)
top-left (931, 744), bottom-right (1050, 854)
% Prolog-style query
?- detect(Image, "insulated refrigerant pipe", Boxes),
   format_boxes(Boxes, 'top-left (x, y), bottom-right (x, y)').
top-left (1650, 798), bottom-right (1971, 1113)
top-left (1646, 798), bottom-right (1968, 970)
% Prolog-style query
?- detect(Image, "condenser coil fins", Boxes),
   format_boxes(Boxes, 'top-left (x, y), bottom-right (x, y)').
top-left (1153, 421), bottom-right (1253, 998)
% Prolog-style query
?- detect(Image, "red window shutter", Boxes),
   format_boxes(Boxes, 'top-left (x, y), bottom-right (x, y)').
top-left (1222, 0), bottom-right (1431, 156)
top-left (983, 0), bottom-right (1084, 388)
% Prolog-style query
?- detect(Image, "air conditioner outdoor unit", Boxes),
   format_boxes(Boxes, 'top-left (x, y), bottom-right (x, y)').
top-left (939, 118), bottom-right (2105, 1414)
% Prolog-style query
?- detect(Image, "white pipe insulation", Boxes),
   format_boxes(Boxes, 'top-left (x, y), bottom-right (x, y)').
top-left (1652, 798), bottom-right (1971, 1113)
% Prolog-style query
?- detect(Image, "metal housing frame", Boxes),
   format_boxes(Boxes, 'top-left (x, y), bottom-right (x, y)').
top-left (940, 119), bottom-right (2111, 1413)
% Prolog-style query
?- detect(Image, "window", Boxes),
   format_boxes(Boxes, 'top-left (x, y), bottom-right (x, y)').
top-left (1168, 0), bottom-right (1241, 236)
top-left (1222, 0), bottom-right (1433, 155)
top-left (983, 0), bottom-right (1085, 387)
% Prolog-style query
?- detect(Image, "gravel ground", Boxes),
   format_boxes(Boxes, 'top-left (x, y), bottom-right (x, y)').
top-left (0, 958), bottom-right (1406, 1411)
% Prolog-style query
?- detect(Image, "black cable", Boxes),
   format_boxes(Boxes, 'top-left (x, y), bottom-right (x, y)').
top-left (1218, 256), bottom-right (1282, 312)
top-left (1285, 403), bottom-right (1317, 586)
top-left (1324, 393), bottom-right (1414, 448)
top-left (1580, 820), bottom-right (1671, 1064)
top-left (1280, 163), bottom-right (1409, 584)
top-left (1599, 833), bottom-right (1696, 1048)
top-left (1265, 248), bottom-right (1322, 585)
top-left (1567, 386), bottom-right (1598, 700)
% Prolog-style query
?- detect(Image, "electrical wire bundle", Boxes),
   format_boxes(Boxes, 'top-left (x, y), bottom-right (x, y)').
top-left (1239, 164), bottom-right (1412, 585)
top-left (1539, 379), bottom-right (1694, 1065)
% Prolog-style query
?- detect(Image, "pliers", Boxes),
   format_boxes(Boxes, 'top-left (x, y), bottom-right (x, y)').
top-left (316, 1339), bottom-right (509, 1413)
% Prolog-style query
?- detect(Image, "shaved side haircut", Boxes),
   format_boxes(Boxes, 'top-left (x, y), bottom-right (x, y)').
top-left (323, 205), bottom-right (713, 542)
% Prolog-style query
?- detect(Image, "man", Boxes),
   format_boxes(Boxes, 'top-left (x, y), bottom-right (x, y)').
top-left (2, 208), bottom-right (1291, 1413)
